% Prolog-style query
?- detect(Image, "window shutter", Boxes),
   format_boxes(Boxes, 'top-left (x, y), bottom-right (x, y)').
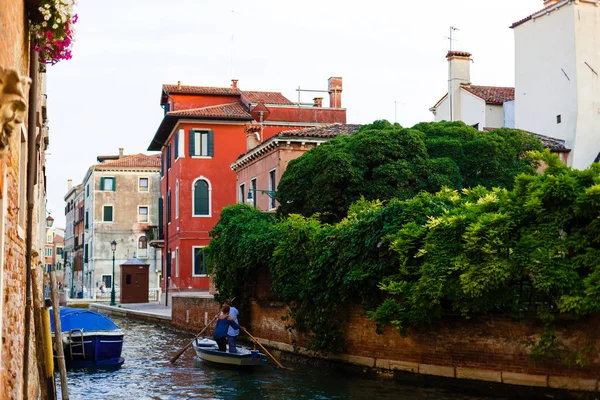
top-left (189, 130), bottom-right (195, 156)
top-left (208, 131), bottom-right (214, 157)
top-left (194, 180), bottom-right (209, 215)
top-left (112, 177), bottom-right (116, 191)
top-left (161, 153), bottom-right (164, 177)
top-left (166, 145), bottom-right (171, 169)
top-left (100, 177), bottom-right (105, 190)
top-left (104, 206), bottom-right (113, 222)
top-left (158, 197), bottom-right (164, 234)
top-left (174, 132), bottom-right (179, 159)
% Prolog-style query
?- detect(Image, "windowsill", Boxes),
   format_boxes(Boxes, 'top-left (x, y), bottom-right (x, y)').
top-left (191, 156), bottom-right (212, 159)
top-left (192, 274), bottom-right (208, 278)
top-left (192, 214), bottom-right (212, 218)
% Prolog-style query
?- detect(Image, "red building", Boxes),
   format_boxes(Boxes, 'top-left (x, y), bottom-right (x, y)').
top-left (148, 78), bottom-right (346, 297)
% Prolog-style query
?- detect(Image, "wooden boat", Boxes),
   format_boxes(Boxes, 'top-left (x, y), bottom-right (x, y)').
top-left (193, 338), bottom-right (267, 367)
top-left (50, 307), bottom-right (125, 368)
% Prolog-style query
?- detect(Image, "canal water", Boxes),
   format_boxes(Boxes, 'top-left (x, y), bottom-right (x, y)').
top-left (58, 317), bottom-right (507, 400)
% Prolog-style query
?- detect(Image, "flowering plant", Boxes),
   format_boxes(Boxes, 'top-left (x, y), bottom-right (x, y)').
top-left (30, 0), bottom-right (78, 65)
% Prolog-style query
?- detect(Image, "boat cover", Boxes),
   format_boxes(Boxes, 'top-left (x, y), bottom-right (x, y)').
top-left (50, 307), bottom-right (120, 333)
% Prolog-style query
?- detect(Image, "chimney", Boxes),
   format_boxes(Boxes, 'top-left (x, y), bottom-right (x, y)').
top-left (313, 97), bottom-right (323, 107)
top-left (543, 0), bottom-right (560, 5)
top-left (119, 148), bottom-right (124, 158)
top-left (446, 51), bottom-right (472, 121)
top-left (177, 80), bottom-right (182, 90)
top-left (67, 179), bottom-right (72, 190)
top-left (244, 124), bottom-right (261, 152)
top-left (328, 77), bottom-right (343, 108)
top-left (232, 79), bottom-right (239, 89)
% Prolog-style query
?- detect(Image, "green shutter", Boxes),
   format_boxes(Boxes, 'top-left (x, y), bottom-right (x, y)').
top-left (104, 206), bottom-right (113, 222)
top-left (208, 130), bottom-right (214, 157)
top-left (100, 177), bottom-right (105, 191)
top-left (194, 180), bottom-right (209, 215)
top-left (112, 177), bottom-right (116, 191)
top-left (189, 130), bottom-right (195, 156)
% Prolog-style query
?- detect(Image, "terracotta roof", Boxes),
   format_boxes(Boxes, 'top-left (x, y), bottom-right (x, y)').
top-left (277, 123), bottom-right (362, 138)
top-left (483, 128), bottom-right (570, 152)
top-left (511, 1), bottom-right (568, 28)
top-left (94, 153), bottom-right (161, 169)
top-left (242, 91), bottom-right (293, 105)
top-left (446, 50), bottom-right (472, 58)
top-left (167, 101), bottom-right (253, 120)
top-left (462, 85), bottom-right (515, 105)
top-left (162, 84), bottom-right (240, 96)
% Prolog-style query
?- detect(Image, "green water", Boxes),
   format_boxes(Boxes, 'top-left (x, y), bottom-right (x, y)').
top-left (58, 317), bottom-right (507, 400)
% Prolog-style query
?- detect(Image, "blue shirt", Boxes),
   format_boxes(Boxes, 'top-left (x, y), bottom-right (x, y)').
top-left (227, 307), bottom-right (239, 337)
top-left (213, 316), bottom-right (240, 340)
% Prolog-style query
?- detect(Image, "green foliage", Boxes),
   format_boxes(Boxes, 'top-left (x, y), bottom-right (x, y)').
top-left (277, 121), bottom-right (542, 222)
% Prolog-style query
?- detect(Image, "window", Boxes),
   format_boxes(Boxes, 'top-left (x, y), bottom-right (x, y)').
top-left (161, 152), bottom-right (164, 178)
top-left (139, 178), bottom-right (149, 192)
top-left (239, 183), bottom-right (245, 204)
top-left (47, 233), bottom-right (53, 243)
top-left (57, 248), bottom-right (63, 256)
top-left (175, 247), bottom-right (179, 278)
top-left (167, 144), bottom-right (171, 170)
top-left (138, 206), bottom-right (149, 223)
top-left (45, 248), bottom-right (52, 257)
top-left (84, 243), bottom-right (88, 263)
top-left (101, 275), bottom-right (112, 289)
top-left (103, 205), bottom-right (114, 222)
top-left (193, 178), bottom-right (211, 216)
top-left (125, 274), bottom-right (132, 285)
top-left (174, 131), bottom-right (179, 159)
top-left (192, 246), bottom-right (207, 276)
top-left (86, 184), bottom-right (89, 197)
top-left (85, 211), bottom-right (89, 229)
top-left (175, 181), bottom-right (179, 219)
top-left (46, 264), bottom-right (52, 273)
top-left (251, 178), bottom-right (257, 207)
top-left (557, 115), bottom-right (562, 124)
top-left (269, 169), bottom-right (277, 210)
top-left (189, 130), bottom-right (214, 157)
top-left (101, 177), bottom-right (115, 191)
top-left (178, 129), bottom-right (185, 158)
top-left (167, 189), bottom-right (171, 223)
top-left (138, 236), bottom-right (148, 258)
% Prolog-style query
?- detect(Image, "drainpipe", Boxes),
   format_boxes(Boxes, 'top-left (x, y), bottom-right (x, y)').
top-left (22, 45), bottom-right (39, 398)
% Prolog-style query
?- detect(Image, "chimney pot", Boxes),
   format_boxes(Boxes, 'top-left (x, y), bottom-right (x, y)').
top-left (313, 97), bottom-right (323, 107)
top-left (232, 79), bottom-right (239, 89)
top-left (68, 179), bottom-right (72, 190)
top-left (119, 148), bottom-right (124, 158)
top-left (177, 81), bottom-right (182, 90)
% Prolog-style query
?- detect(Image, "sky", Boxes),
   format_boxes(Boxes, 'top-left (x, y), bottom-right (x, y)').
top-left (46, 0), bottom-right (543, 227)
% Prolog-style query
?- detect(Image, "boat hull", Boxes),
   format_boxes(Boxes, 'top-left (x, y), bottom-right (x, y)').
top-left (58, 331), bottom-right (124, 368)
top-left (193, 343), bottom-right (267, 367)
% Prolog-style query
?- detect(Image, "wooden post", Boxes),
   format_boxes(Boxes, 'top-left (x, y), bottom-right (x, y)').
top-left (31, 266), bottom-right (50, 400)
top-left (50, 269), bottom-right (69, 399)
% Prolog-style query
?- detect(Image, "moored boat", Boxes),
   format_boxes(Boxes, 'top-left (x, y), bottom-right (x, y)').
top-left (50, 307), bottom-right (125, 368)
top-left (193, 338), bottom-right (267, 367)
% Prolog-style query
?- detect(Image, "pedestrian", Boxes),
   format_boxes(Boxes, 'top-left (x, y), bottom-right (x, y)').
top-left (226, 301), bottom-right (239, 353)
top-left (213, 304), bottom-right (240, 352)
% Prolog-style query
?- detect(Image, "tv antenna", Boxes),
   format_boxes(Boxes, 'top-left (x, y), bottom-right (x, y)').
top-left (445, 26), bottom-right (459, 51)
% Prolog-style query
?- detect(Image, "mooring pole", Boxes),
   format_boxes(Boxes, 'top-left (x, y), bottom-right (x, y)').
top-left (49, 269), bottom-right (69, 399)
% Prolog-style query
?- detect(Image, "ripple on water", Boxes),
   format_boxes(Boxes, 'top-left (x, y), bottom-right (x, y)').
top-left (57, 317), bottom-right (506, 400)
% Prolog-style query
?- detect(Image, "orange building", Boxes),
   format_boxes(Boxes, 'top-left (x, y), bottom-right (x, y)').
top-left (148, 78), bottom-right (346, 299)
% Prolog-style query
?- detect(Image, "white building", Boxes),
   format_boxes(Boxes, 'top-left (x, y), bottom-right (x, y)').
top-left (80, 150), bottom-right (162, 300)
top-left (512, 0), bottom-right (600, 169)
top-left (430, 51), bottom-right (516, 130)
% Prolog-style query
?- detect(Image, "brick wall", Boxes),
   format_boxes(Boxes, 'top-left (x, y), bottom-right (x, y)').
top-left (171, 295), bottom-right (221, 334)
top-left (0, 1), bottom-right (43, 398)
top-left (248, 302), bottom-right (600, 392)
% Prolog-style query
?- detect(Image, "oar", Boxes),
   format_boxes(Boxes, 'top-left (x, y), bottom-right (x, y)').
top-left (170, 313), bottom-right (220, 363)
top-left (242, 327), bottom-right (286, 369)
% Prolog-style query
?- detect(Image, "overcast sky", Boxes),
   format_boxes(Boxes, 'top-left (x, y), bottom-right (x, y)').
top-left (46, 0), bottom-right (543, 227)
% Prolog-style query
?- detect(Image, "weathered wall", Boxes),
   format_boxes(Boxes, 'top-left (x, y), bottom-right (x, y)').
top-left (171, 294), bottom-right (220, 333)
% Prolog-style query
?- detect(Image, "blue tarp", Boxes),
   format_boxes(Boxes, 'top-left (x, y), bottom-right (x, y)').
top-left (50, 307), bottom-right (120, 333)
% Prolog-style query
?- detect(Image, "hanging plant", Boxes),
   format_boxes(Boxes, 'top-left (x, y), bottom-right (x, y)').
top-left (30, 0), bottom-right (78, 65)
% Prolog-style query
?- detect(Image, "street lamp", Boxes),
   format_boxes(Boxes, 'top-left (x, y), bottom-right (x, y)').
top-left (110, 240), bottom-right (117, 306)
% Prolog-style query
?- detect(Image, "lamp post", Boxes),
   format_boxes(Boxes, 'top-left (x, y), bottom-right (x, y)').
top-left (110, 240), bottom-right (117, 306)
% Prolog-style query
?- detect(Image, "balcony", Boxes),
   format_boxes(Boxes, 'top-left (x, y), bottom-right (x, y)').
top-left (147, 226), bottom-right (164, 248)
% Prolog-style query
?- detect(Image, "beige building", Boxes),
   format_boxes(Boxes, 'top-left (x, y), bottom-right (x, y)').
top-left (231, 124), bottom-right (361, 212)
top-left (79, 151), bottom-right (161, 300)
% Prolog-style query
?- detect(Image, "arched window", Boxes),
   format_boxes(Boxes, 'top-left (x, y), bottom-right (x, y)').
top-left (193, 178), bottom-right (211, 217)
top-left (138, 236), bottom-right (148, 258)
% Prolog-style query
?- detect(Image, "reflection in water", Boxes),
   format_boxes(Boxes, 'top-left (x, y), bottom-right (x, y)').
top-left (58, 317), bottom-right (504, 400)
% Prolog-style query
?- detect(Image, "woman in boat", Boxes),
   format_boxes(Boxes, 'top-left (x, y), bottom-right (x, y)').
top-left (213, 305), bottom-right (241, 352)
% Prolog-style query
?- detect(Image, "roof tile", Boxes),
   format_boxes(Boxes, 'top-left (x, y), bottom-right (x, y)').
top-left (242, 91), bottom-right (293, 105)
top-left (511, 1), bottom-right (565, 28)
top-left (95, 153), bottom-right (161, 169)
top-left (462, 85), bottom-right (515, 105)
top-left (163, 84), bottom-right (240, 96)
top-left (277, 123), bottom-right (361, 138)
top-left (167, 101), bottom-right (253, 120)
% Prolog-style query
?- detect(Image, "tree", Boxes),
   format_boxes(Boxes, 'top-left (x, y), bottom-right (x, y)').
top-left (277, 120), bottom-right (542, 222)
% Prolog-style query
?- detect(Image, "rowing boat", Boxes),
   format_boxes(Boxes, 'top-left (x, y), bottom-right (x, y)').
top-left (193, 338), bottom-right (267, 367)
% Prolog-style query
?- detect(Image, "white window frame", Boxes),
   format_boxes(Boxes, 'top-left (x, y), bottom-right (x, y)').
top-left (101, 176), bottom-right (115, 191)
top-left (138, 177), bottom-right (149, 192)
top-left (103, 205), bottom-right (114, 222)
top-left (175, 180), bottom-right (179, 219)
top-left (239, 183), bottom-right (246, 204)
top-left (192, 176), bottom-right (212, 218)
top-left (192, 246), bottom-right (208, 277)
top-left (175, 247), bottom-right (179, 278)
top-left (268, 168), bottom-right (277, 210)
top-left (137, 235), bottom-right (148, 258)
top-left (177, 129), bottom-right (185, 160)
top-left (138, 205), bottom-right (149, 223)
top-left (191, 130), bottom-right (212, 159)
top-left (251, 177), bottom-right (257, 208)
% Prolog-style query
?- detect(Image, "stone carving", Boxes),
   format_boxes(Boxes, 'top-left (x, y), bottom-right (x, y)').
top-left (0, 67), bottom-right (31, 157)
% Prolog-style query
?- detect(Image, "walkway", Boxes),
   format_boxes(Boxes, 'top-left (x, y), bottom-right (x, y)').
top-left (90, 301), bottom-right (172, 324)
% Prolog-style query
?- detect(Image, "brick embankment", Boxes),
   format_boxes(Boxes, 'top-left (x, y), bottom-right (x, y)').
top-left (90, 303), bottom-right (171, 325)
